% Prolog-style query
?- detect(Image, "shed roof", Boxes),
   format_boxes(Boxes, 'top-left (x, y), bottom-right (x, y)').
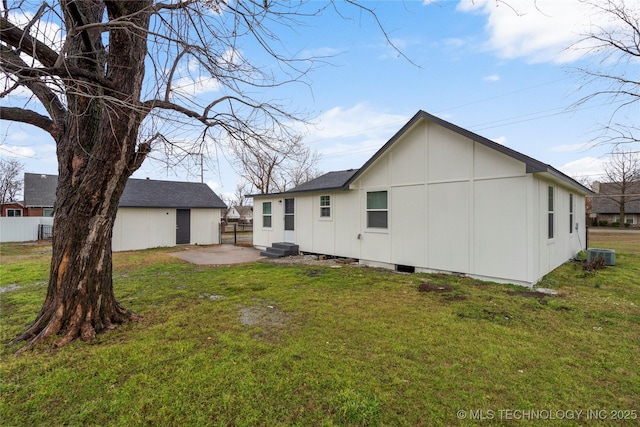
top-left (23, 173), bottom-right (226, 209)
top-left (591, 181), bottom-right (640, 214)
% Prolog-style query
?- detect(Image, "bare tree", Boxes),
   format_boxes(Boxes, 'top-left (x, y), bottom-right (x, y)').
top-left (575, 0), bottom-right (640, 143)
top-left (0, 158), bottom-right (22, 204)
top-left (600, 149), bottom-right (640, 224)
top-left (231, 134), bottom-right (321, 194)
top-left (276, 146), bottom-right (322, 191)
top-left (0, 0), bottom-right (392, 350)
top-left (233, 180), bottom-right (251, 207)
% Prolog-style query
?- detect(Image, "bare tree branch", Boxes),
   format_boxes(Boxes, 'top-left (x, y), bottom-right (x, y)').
top-left (0, 106), bottom-right (55, 133)
top-left (572, 0), bottom-right (640, 142)
top-left (0, 15), bottom-right (59, 67)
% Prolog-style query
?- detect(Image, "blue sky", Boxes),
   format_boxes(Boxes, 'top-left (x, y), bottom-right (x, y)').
top-left (2, 0), bottom-right (638, 201)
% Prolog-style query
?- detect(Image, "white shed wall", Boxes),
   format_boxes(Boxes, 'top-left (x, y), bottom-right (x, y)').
top-left (113, 208), bottom-right (175, 251)
top-left (112, 208), bottom-right (221, 252)
top-left (190, 208), bottom-right (222, 246)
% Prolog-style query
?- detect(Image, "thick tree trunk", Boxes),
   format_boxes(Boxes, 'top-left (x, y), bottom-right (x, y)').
top-left (12, 1), bottom-right (153, 351)
top-left (14, 132), bottom-right (142, 350)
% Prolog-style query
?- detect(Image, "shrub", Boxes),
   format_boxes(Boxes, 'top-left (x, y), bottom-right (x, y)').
top-left (612, 222), bottom-right (620, 228)
top-left (598, 220), bottom-right (608, 227)
top-left (583, 256), bottom-right (606, 275)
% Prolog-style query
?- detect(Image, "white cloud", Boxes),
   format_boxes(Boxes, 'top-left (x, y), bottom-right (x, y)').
top-left (9, 11), bottom-right (64, 51)
top-left (456, 0), bottom-right (613, 64)
top-left (298, 104), bottom-right (410, 170)
top-left (206, 180), bottom-right (222, 192)
top-left (491, 136), bottom-right (507, 145)
top-left (559, 156), bottom-right (606, 180)
top-left (551, 142), bottom-right (594, 152)
top-left (483, 74), bottom-right (500, 82)
top-left (304, 104), bottom-right (407, 141)
top-left (0, 143), bottom-right (37, 158)
top-left (173, 75), bottom-right (221, 97)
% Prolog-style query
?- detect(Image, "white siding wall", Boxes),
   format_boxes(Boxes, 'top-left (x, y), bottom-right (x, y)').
top-left (252, 198), bottom-right (284, 250)
top-left (190, 208), bottom-right (222, 246)
top-left (112, 208), bottom-right (221, 252)
top-left (253, 118), bottom-right (588, 286)
top-left (533, 178), bottom-right (587, 283)
top-left (113, 208), bottom-right (176, 251)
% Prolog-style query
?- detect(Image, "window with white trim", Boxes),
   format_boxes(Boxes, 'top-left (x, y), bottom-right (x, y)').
top-left (320, 195), bottom-right (331, 218)
top-left (6, 209), bottom-right (22, 217)
top-left (569, 194), bottom-right (573, 234)
top-left (367, 191), bottom-right (388, 229)
top-left (548, 186), bottom-right (554, 239)
top-left (43, 208), bottom-right (54, 217)
top-left (262, 202), bottom-right (272, 228)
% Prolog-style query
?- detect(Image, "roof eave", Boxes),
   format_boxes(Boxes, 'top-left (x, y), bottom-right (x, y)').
top-left (249, 185), bottom-right (350, 198)
top-left (344, 110), bottom-right (594, 196)
top-left (533, 168), bottom-right (594, 196)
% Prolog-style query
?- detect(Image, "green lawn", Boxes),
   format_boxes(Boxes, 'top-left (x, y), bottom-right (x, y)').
top-left (1, 233), bottom-right (638, 426)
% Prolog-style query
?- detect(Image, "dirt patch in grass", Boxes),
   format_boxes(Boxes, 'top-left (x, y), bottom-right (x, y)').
top-left (239, 304), bottom-right (288, 327)
top-left (506, 290), bottom-right (554, 305)
top-left (506, 290), bottom-right (551, 299)
top-left (298, 269), bottom-right (328, 277)
top-left (239, 302), bottom-right (291, 342)
top-left (418, 281), bottom-right (453, 293)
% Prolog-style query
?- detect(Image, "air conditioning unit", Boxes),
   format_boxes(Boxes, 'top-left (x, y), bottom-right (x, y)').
top-left (587, 248), bottom-right (616, 266)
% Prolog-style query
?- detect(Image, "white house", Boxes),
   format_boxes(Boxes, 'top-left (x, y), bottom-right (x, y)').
top-left (9, 174), bottom-right (227, 251)
top-left (252, 110), bottom-right (592, 287)
top-left (224, 205), bottom-right (254, 223)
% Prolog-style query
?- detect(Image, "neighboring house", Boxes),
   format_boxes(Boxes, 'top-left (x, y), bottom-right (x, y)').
top-left (1, 173), bottom-right (57, 217)
top-left (225, 205), bottom-right (253, 223)
top-left (1, 201), bottom-right (25, 217)
top-left (590, 181), bottom-right (640, 227)
top-left (0, 173), bottom-right (59, 217)
top-left (252, 110), bottom-right (592, 287)
top-left (14, 173), bottom-right (227, 251)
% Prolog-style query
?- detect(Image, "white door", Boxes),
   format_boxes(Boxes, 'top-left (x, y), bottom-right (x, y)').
top-left (284, 198), bottom-right (295, 242)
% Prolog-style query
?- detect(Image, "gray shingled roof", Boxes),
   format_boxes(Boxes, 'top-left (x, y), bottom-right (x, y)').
top-left (591, 181), bottom-right (640, 214)
top-left (120, 179), bottom-right (226, 208)
top-left (252, 110), bottom-right (592, 198)
top-left (24, 173), bottom-right (58, 207)
top-left (286, 169), bottom-right (359, 194)
top-left (345, 110), bottom-right (592, 195)
top-left (23, 173), bottom-right (226, 209)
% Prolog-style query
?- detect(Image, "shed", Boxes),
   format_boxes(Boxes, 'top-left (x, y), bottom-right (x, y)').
top-left (16, 174), bottom-right (227, 251)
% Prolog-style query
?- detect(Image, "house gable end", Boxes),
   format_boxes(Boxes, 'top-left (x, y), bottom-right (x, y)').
top-left (344, 110), bottom-right (592, 196)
